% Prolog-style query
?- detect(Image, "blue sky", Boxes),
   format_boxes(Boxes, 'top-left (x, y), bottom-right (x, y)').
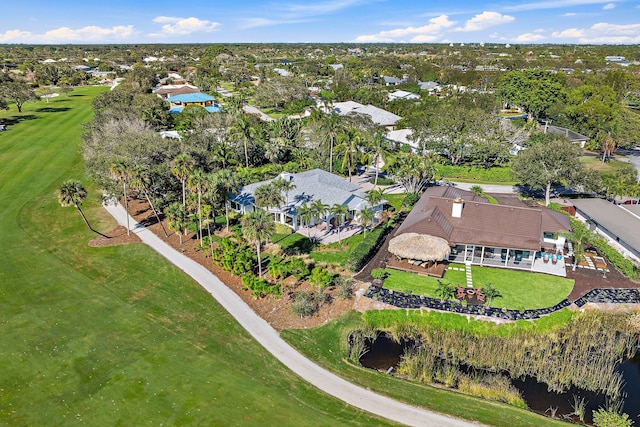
top-left (1, 0), bottom-right (639, 44)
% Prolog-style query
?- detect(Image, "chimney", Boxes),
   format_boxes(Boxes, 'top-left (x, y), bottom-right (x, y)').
top-left (452, 198), bottom-right (464, 218)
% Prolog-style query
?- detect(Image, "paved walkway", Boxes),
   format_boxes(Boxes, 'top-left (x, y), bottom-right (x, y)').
top-left (103, 201), bottom-right (480, 427)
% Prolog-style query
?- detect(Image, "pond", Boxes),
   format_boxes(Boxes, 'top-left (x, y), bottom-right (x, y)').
top-left (360, 334), bottom-right (640, 424)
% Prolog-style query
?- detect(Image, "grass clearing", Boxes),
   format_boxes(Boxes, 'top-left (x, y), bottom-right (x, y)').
top-left (0, 88), bottom-right (392, 426)
top-left (382, 266), bottom-right (573, 310)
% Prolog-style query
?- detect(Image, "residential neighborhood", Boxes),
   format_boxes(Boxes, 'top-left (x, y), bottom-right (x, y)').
top-left (2, 40), bottom-right (640, 427)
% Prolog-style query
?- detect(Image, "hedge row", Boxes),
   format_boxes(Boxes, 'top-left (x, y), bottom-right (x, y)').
top-left (346, 216), bottom-right (396, 272)
top-left (435, 165), bottom-right (513, 183)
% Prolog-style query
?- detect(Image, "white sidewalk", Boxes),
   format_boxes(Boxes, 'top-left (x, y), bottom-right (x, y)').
top-left (103, 200), bottom-right (482, 427)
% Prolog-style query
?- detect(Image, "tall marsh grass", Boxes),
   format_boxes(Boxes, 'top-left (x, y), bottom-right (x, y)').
top-left (354, 310), bottom-right (640, 402)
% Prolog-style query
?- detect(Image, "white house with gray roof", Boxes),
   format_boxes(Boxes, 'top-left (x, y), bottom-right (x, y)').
top-left (229, 169), bottom-right (383, 232)
top-left (332, 101), bottom-right (402, 129)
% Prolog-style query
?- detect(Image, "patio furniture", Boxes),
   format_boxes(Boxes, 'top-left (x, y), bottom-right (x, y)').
top-left (477, 293), bottom-right (486, 303)
top-left (456, 286), bottom-right (466, 299)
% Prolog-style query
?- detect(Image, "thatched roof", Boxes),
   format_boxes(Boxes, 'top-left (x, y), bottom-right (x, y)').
top-left (388, 233), bottom-right (451, 262)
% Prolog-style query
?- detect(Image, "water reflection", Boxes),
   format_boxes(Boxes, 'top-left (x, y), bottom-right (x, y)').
top-left (360, 335), bottom-right (640, 424)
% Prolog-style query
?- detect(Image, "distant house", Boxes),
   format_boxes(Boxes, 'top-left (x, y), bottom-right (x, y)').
top-left (273, 68), bottom-right (290, 77)
top-left (332, 101), bottom-right (402, 129)
top-left (391, 187), bottom-right (571, 276)
top-left (230, 169), bottom-right (383, 232)
top-left (329, 64), bottom-right (344, 71)
top-left (165, 93), bottom-right (222, 114)
top-left (544, 125), bottom-right (589, 148)
top-left (418, 81), bottom-right (440, 94)
top-left (388, 90), bottom-right (420, 101)
top-left (386, 128), bottom-right (420, 152)
top-left (382, 76), bottom-right (405, 86)
top-left (153, 84), bottom-right (200, 100)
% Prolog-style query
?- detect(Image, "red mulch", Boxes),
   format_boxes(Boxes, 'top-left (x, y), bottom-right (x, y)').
top-left (566, 264), bottom-right (640, 301)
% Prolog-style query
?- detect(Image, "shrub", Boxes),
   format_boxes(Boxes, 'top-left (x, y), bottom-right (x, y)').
top-left (334, 275), bottom-right (355, 300)
top-left (370, 177), bottom-right (395, 185)
top-left (309, 266), bottom-right (333, 289)
top-left (241, 274), bottom-right (282, 299)
top-left (290, 289), bottom-right (331, 318)
top-left (346, 217), bottom-right (395, 272)
top-left (402, 192), bottom-right (420, 208)
top-left (213, 237), bottom-right (255, 275)
top-left (592, 408), bottom-right (633, 427)
top-left (371, 268), bottom-right (390, 280)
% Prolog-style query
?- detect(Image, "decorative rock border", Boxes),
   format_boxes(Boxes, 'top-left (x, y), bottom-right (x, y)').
top-left (364, 280), bottom-right (640, 321)
top-left (574, 288), bottom-right (640, 307)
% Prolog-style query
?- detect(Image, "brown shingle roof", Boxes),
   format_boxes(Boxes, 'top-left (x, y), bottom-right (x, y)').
top-left (396, 187), bottom-right (569, 250)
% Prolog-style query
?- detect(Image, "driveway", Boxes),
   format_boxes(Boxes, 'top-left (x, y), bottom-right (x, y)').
top-left (103, 201), bottom-right (482, 427)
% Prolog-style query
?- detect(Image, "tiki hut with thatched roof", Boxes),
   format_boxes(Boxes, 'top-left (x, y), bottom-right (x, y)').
top-left (388, 233), bottom-right (451, 263)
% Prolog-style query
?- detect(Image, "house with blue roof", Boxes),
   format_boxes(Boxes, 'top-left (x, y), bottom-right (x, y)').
top-left (165, 92), bottom-right (222, 114)
top-left (229, 169), bottom-right (384, 232)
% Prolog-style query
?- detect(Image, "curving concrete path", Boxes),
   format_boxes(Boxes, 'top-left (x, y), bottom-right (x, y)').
top-left (103, 201), bottom-right (482, 427)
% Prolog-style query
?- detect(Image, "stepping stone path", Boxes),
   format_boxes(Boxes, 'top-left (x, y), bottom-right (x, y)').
top-left (465, 262), bottom-right (473, 287)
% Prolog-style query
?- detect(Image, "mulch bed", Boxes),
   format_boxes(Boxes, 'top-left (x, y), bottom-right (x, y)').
top-left (566, 264), bottom-right (640, 301)
top-left (99, 196), bottom-right (377, 331)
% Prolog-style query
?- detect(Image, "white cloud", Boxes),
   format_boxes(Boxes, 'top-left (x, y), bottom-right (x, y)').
top-left (551, 28), bottom-right (586, 37)
top-left (354, 14), bottom-right (455, 42)
top-left (504, 0), bottom-right (620, 12)
top-left (0, 25), bottom-right (137, 43)
top-left (602, 3), bottom-right (616, 9)
top-left (516, 32), bottom-right (546, 42)
top-left (149, 16), bottom-right (220, 37)
top-left (240, 17), bottom-right (311, 29)
top-left (551, 22), bottom-right (640, 43)
top-left (283, 0), bottom-right (369, 15)
top-left (456, 11), bottom-right (515, 32)
top-left (563, 12), bottom-right (577, 16)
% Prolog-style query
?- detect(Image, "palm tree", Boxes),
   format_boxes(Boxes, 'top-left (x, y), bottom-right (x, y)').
top-left (229, 115), bottom-right (258, 168)
top-left (254, 183), bottom-right (284, 212)
top-left (337, 127), bottom-right (362, 182)
top-left (241, 208), bottom-right (275, 277)
top-left (330, 203), bottom-right (350, 246)
top-left (366, 188), bottom-right (384, 214)
top-left (214, 168), bottom-right (241, 232)
top-left (187, 169), bottom-right (207, 245)
top-left (367, 131), bottom-right (392, 186)
top-left (110, 160), bottom-right (131, 235)
top-left (297, 203), bottom-right (313, 238)
top-left (482, 283), bottom-right (502, 307)
top-left (273, 177), bottom-right (296, 206)
top-left (312, 112), bottom-right (343, 173)
top-left (560, 225), bottom-right (592, 271)
top-left (311, 199), bottom-right (329, 232)
top-left (130, 165), bottom-right (169, 237)
top-left (57, 180), bottom-right (106, 237)
top-left (171, 153), bottom-right (193, 208)
top-left (165, 202), bottom-right (188, 245)
top-left (357, 207), bottom-right (375, 236)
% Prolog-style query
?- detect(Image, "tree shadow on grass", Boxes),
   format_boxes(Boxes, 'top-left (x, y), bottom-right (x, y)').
top-left (35, 107), bottom-right (71, 113)
top-left (0, 114), bottom-right (38, 126)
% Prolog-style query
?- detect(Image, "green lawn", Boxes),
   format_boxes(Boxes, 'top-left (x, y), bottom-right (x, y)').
top-left (382, 193), bottom-right (404, 212)
top-left (281, 311), bottom-right (571, 427)
top-left (0, 88), bottom-right (393, 426)
top-left (383, 265), bottom-right (574, 310)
